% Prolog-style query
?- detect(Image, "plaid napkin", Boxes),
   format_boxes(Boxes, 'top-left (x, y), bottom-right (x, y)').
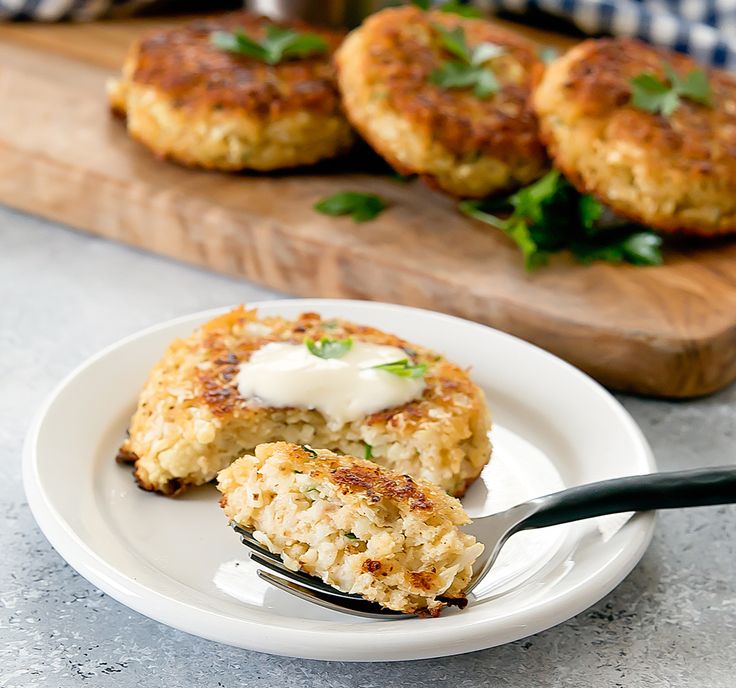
top-left (2, 0), bottom-right (734, 68)
top-left (481, 0), bottom-right (736, 68)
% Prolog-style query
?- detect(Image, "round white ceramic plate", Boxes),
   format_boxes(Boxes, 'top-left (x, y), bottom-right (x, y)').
top-left (23, 299), bottom-right (656, 662)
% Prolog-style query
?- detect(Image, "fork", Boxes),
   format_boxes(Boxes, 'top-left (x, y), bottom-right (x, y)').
top-left (232, 466), bottom-right (736, 619)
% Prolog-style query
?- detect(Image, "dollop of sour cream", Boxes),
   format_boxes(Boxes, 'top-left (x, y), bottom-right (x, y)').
top-left (236, 341), bottom-right (425, 428)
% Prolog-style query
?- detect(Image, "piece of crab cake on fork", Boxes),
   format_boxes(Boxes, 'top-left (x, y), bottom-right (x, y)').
top-left (117, 307), bottom-right (492, 497)
top-left (218, 442), bottom-right (484, 616)
top-left (335, 5), bottom-right (548, 197)
top-left (533, 37), bottom-right (736, 236)
top-left (108, 12), bottom-right (353, 171)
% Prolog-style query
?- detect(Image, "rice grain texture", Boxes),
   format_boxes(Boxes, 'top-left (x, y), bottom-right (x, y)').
top-left (218, 442), bottom-right (484, 615)
top-left (117, 307), bottom-right (492, 497)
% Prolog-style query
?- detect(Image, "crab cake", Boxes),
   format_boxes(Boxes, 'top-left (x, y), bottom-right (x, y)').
top-left (117, 307), bottom-right (492, 497)
top-left (533, 38), bottom-right (736, 236)
top-left (334, 6), bottom-right (547, 198)
top-left (218, 442), bottom-right (483, 615)
top-left (108, 13), bottom-right (353, 171)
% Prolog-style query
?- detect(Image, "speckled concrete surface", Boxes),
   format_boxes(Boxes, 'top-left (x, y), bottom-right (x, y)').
top-left (1, 208), bottom-right (734, 687)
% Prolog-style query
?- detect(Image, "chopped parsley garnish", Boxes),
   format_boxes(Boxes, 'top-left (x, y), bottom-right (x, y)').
top-left (629, 63), bottom-right (711, 117)
top-left (373, 359), bottom-right (428, 378)
top-left (363, 443), bottom-right (373, 461)
top-left (459, 170), bottom-right (663, 270)
top-left (439, 2), bottom-right (483, 18)
top-left (300, 444), bottom-right (318, 458)
top-left (314, 192), bottom-right (387, 222)
top-left (344, 532), bottom-right (358, 540)
top-left (430, 25), bottom-right (503, 98)
top-left (305, 336), bottom-right (353, 359)
top-left (210, 24), bottom-right (327, 65)
top-left (411, 0), bottom-right (431, 8)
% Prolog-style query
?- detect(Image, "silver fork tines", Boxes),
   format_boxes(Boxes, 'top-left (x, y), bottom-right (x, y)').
top-left (232, 523), bottom-right (412, 617)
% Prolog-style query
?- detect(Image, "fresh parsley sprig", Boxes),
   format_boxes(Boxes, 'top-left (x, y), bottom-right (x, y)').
top-left (210, 24), bottom-right (327, 65)
top-left (459, 170), bottom-right (663, 270)
top-left (314, 192), bottom-right (387, 222)
top-left (430, 25), bottom-right (503, 98)
top-left (305, 336), bottom-right (353, 359)
top-left (373, 359), bottom-right (428, 378)
top-left (629, 62), bottom-right (711, 117)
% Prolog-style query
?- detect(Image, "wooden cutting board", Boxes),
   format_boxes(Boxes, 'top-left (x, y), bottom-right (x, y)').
top-left (1, 16), bottom-right (735, 398)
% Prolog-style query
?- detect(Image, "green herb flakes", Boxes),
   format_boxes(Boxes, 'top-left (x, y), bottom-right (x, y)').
top-left (210, 24), bottom-right (327, 65)
top-left (305, 337), bottom-right (353, 359)
top-left (430, 25), bottom-right (503, 99)
top-left (373, 359), bottom-right (428, 378)
top-left (300, 444), bottom-right (318, 458)
top-left (630, 62), bottom-right (712, 117)
top-left (314, 192), bottom-right (387, 222)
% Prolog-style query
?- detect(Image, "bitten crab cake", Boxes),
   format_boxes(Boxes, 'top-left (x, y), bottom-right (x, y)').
top-left (108, 12), bottom-right (353, 170)
top-left (218, 442), bottom-right (484, 615)
top-left (533, 38), bottom-right (736, 235)
top-left (117, 307), bottom-right (492, 497)
top-left (334, 6), bottom-right (548, 197)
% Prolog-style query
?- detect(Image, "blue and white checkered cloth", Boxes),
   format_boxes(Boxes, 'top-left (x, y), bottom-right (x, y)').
top-left (1, 0), bottom-right (734, 69)
top-left (480, 0), bottom-right (736, 69)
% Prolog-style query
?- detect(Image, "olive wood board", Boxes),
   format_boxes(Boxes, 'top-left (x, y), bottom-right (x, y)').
top-left (0, 16), bottom-right (735, 398)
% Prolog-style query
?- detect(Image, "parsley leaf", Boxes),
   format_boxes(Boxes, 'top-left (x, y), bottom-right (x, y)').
top-left (211, 24), bottom-right (327, 65)
top-left (630, 62), bottom-right (712, 117)
top-left (305, 336), bottom-right (353, 359)
top-left (579, 194), bottom-right (604, 231)
top-left (439, 1), bottom-right (483, 18)
top-left (459, 171), bottom-right (663, 270)
top-left (363, 442), bottom-right (373, 461)
top-left (314, 192), bottom-right (387, 222)
top-left (344, 532), bottom-right (358, 540)
top-left (430, 25), bottom-right (503, 99)
top-left (411, 0), bottom-right (431, 8)
top-left (373, 359), bottom-right (428, 378)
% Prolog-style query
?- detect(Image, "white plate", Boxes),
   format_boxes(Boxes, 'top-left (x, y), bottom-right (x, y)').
top-left (23, 299), bottom-right (656, 662)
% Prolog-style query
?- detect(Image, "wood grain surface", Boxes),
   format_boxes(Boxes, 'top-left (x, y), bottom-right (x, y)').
top-left (0, 16), bottom-right (735, 398)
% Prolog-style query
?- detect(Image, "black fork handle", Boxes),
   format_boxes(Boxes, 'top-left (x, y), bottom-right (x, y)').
top-left (520, 466), bottom-right (736, 530)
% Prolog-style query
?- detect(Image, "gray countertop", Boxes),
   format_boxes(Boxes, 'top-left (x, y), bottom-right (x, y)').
top-left (1, 207), bottom-right (734, 687)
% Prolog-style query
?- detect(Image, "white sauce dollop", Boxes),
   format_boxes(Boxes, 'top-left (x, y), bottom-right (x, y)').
top-left (236, 341), bottom-right (425, 428)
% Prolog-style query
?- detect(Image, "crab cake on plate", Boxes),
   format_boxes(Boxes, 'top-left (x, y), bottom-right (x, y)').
top-left (108, 12), bottom-right (353, 171)
top-left (533, 38), bottom-right (736, 236)
top-left (334, 6), bottom-right (548, 198)
top-left (117, 307), bottom-right (492, 498)
top-left (218, 442), bottom-right (483, 616)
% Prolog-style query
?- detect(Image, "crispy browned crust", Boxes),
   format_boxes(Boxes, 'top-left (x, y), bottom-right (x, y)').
top-left (182, 307), bottom-right (479, 424)
top-left (280, 444), bottom-right (439, 512)
top-left (339, 6), bottom-right (545, 163)
top-left (121, 306), bottom-right (491, 497)
top-left (127, 12), bottom-right (345, 118)
top-left (534, 38), bottom-right (736, 236)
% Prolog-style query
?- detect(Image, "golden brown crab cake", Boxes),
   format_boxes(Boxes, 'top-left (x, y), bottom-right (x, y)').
top-left (334, 6), bottom-right (548, 198)
top-left (533, 38), bottom-right (736, 236)
top-left (117, 307), bottom-right (492, 497)
top-left (108, 12), bottom-right (353, 170)
top-left (218, 442), bottom-right (483, 616)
